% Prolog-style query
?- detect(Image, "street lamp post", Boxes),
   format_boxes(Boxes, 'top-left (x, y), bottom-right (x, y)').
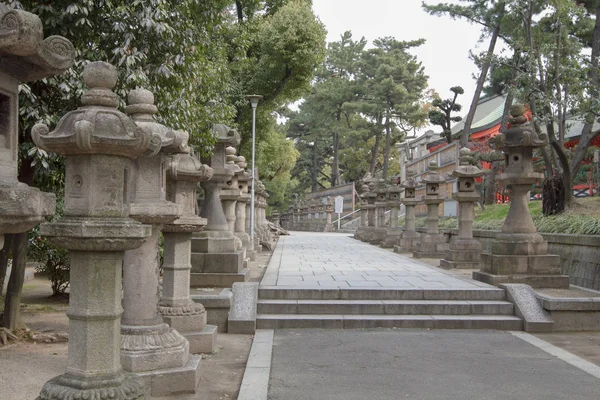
top-left (246, 95), bottom-right (263, 242)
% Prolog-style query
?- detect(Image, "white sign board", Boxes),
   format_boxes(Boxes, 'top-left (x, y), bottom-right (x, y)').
top-left (334, 196), bottom-right (344, 214)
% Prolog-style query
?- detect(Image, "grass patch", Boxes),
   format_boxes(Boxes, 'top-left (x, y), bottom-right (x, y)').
top-left (398, 197), bottom-right (600, 235)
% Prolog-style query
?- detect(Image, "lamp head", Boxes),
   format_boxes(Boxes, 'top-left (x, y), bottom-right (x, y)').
top-left (246, 94), bottom-right (263, 108)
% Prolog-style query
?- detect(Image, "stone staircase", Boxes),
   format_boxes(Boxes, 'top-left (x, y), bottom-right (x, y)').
top-left (256, 287), bottom-right (523, 330)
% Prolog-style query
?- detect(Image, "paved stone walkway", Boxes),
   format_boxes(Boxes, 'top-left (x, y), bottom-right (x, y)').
top-left (261, 232), bottom-right (492, 289)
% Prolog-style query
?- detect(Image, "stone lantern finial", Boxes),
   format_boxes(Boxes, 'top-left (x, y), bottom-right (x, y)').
top-left (33, 62), bottom-right (154, 159)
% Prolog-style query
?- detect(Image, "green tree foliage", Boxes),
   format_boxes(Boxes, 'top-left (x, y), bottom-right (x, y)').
top-left (231, 0), bottom-right (327, 154)
top-left (357, 37), bottom-right (428, 179)
top-left (255, 122), bottom-right (300, 211)
top-left (423, 0), bottom-right (507, 147)
top-left (10, 0), bottom-right (234, 151)
top-left (428, 86), bottom-right (464, 144)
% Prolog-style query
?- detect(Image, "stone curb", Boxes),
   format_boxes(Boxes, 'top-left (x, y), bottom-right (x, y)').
top-left (511, 331), bottom-right (600, 379)
top-left (500, 283), bottom-right (553, 332)
top-left (237, 329), bottom-right (274, 400)
top-left (260, 236), bottom-right (283, 286)
top-left (228, 282), bottom-right (259, 334)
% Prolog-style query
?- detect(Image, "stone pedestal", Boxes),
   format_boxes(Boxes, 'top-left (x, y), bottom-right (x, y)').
top-left (382, 177), bottom-right (403, 248)
top-left (441, 148), bottom-right (483, 269)
top-left (192, 124), bottom-right (247, 287)
top-left (413, 162), bottom-right (448, 259)
top-left (34, 62), bottom-right (150, 400)
top-left (473, 105), bottom-right (569, 288)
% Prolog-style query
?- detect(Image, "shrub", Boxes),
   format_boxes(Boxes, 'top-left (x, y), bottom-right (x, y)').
top-left (28, 227), bottom-right (70, 296)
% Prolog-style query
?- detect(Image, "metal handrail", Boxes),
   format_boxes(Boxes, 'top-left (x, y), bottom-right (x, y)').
top-left (332, 208), bottom-right (361, 224)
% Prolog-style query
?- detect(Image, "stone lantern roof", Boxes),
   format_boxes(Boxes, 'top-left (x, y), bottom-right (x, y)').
top-left (125, 88), bottom-right (186, 155)
top-left (490, 104), bottom-right (547, 151)
top-left (0, 5), bottom-right (75, 81)
top-left (451, 148), bottom-right (484, 179)
top-left (32, 62), bottom-right (157, 158)
top-left (421, 161), bottom-right (446, 185)
top-left (167, 145), bottom-right (214, 183)
top-left (401, 168), bottom-right (419, 191)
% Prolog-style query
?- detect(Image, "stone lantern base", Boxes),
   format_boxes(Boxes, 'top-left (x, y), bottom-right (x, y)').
top-left (190, 231), bottom-right (247, 287)
top-left (369, 226), bottom-right (387, 245)
top-left (472, 233), bottom-right (569, 288)
top-left (394, 231), bottom-right (421, 253)
top-left (360, 226), bottom-right (375, 242)
top-left (353, 226), bottom-right (365, 240)
top-left (440, 238), bottom-right (482, 269)
top-left (412, 233), bottom-right (448, 259)
top-left (381, 228), bottom-right (403, 248)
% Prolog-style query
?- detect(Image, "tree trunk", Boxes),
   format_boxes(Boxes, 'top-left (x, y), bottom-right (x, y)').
top-left (331, 131), bottom-right (340, 187)
top-left (382, 115), bottom-right (391, 180)
top-left (311, 144), bottom-right (318, 192)
top-left (0, 234), bottom-right (15, 299)
top-left (369, 129), bottom-right (381, 176)
top-left (2, 232), bottom-right (27, 330)
top-left (460, 16), bottom-right (502, 147)
top-left (235, 0), bottom-right (244, 22)
top-left (573, 1), bottom-right (600, 186)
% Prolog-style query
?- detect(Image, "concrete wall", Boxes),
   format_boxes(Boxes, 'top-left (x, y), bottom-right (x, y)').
top-left (437, 228), bottom-right (600, 291)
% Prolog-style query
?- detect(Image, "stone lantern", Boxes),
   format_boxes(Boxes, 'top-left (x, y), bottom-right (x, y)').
top-left (394, 168), bottom-right (421, 253)
top-left (361, 178), bottom-right (377, 242)
top-left (473, 105), bottom-right (569, 288)
top-left (255, 180), bottom-right (271, 242)
top-left (160, 131), bottom-right (217, 355)
top-left (354, 182), bottom-right (370, 241)
top-left (0, 7), bottom-right (75, 249)
top-left (307, 198), bottom-right (316, 232)
top-left (192, 124), bottom-right (247, 287)
top-left (235, 155), bottom-right (254, 260)
top-left (317, 200), bottom-right (325, 231)
top-left (0, 6), bottom-right (74, 333)
top-left (413, 161), bottom-right (448, 258)
top-left (34, 62), bottom-right (151, 400)
top-left (381, 176), bottom-right (403, 248)
top-left (440, 148), bottom-right (484, 269)
top-left (369, 179), bottom-right (388, 245)
top-left (324, 197), bottom-right (334, 232)
top-left (120, 88), bottom-right (206, 395)
top-left (222, 145), bottom-right (242, 236)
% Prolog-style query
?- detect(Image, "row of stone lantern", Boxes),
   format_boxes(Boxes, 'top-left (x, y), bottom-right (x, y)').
top-left (354, 153), bottom-right (485, 264)
top-left (27, 59), bottom-right (273, 398)
top-left (188, 123), bottom-right (273, 287)
top-left (282, 197), bottom-right (334, 232)
top-left (354, 104), bottom-right (569, 290)
top-left (3, 6), bottom-right (271, 398)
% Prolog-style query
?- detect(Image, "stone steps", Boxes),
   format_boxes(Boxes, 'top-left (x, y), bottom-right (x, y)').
top-left (258, 287), bottom-right (507, 301)
top-left (257, 287), bottom-right (522, 330)
top-left (257, 299), bottom-right (515, 315)
top-left (256, 314), bottom-right (523, 330)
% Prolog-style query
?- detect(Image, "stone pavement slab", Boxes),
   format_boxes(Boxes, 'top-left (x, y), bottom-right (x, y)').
top-left (269, 329), bottom-right (600, 400)
top-left (263, 232), bottom-right (492, 289)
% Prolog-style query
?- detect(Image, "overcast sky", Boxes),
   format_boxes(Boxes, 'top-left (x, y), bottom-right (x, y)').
top-left (311, 0), bottom-right (489, 113)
